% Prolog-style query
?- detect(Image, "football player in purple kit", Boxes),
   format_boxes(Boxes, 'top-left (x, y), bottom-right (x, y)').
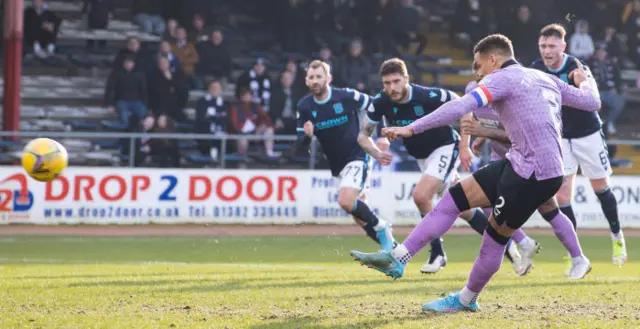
top-left (460, 61), bottom-right (591, 277)
top-left (357, 58), bottom-right (524, 275)
top-left (350, 34), bottom-right (599, 313)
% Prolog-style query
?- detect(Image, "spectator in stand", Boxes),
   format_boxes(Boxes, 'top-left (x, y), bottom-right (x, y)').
top-left (132, 0), bottom-right (166, 36)
top-left (23, 0), bottom-right (61, 57)
top-left (157, 40), bottom-right (182, 73)
top-left (591, 46), bottom-right (626, 135)
top-left (600, 26), bottom-right (624, 63)
top-left (269, 71), bottom-right (299, 135)
top-left (569, 20), bottom-right (596, 60)
top-left (171, 26), bottom-right (200, 89)
top-left (280, 0), bottom-right (307, 53)
top-left (150, 115), bottom-right (181, 168)
top-left (285, 58), bottom-right (306, 97)
top-left (512, 0), bottom-right (555, 27)
top-left (336, 38), bottom-right (371, 93)
top-left (230, 88), bottom-right (279, 157)
top-left (113, 37), bottom-right (146, 71)
top-left (359, 0), bottom-right (396, 55)
top-left (164, 19), bottom-right (179, 42)
top-left (82, 0), bottom-right (113, 51)
top-left (104, 56), bottom-right (148, 131)
top-left (590, 0), bottom-right (621, 36)
top-left (196, 80), bottom-right (229, 160)
top-left (196, 29), bottom-right (232, 84)
top-left (393, 0), bottom-right (427, 56)
top-left (308, 0), bottom-right (346, 55)
top-left (334, 0), bottom-right (358, 40)
top-left (454, 0), bottom-right (494, 53)
top-left (622, 0), bottom-right (640, 67)
top-left (317, 44), bottom-right (337, 68)
top-left (147, 56), bottom-right (189, 123)
top-left (236, 58), bottom-right (272, 112)
top-left (210, 0), bottom-right (236, 28)
top-left (190, 14), bottom-right (209, 43)
top-left (126, 115), bottom-right (155, 167)
top-left (508, 5), bottom-right (538, 65)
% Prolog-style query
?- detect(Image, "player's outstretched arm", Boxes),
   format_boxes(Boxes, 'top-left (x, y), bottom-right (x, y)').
top-left (358, 120), bottom-right (392, 165)
top-left (558, 59), bottom-right (601, 112)
top-left (409, 95), bottom-right (477, 135)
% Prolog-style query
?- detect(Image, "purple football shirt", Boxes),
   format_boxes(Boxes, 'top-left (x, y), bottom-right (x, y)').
top-left (410, 62), bottom-right (601, 180)
top-left (465, 81), bottom-right (509, 160)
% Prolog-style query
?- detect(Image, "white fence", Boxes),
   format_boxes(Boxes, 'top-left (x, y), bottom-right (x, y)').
top-left (1, 167), bottom-right (639, 228)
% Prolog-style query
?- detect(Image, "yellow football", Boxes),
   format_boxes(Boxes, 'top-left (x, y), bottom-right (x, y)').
top-left (21, 138), bottom-right (68, 182)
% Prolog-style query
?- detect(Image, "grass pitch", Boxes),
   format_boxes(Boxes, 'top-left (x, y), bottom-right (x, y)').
top-left (1, 234), bottom-right (639, 329)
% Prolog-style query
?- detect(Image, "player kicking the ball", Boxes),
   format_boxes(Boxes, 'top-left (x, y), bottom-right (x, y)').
top-left (460, 62), bottom-right (589, 276)
top-left (531, 24), bottom-right (627, 269)
top-left (351, 34), bottom-right (598, 312)
top-left (356, 58), bottom-right (523, 275)
top-left (294, 60), bottom-right (395, 250)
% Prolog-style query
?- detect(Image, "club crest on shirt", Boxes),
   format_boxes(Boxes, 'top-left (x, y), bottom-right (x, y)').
top-left (333, 103), bottom-right (344, 114)
top-left (393, 107), bottom-right (398, 114)
top-left (312, 110), bottom-right (318, 118)
top-left (414, 105), bottom-right (425, 116)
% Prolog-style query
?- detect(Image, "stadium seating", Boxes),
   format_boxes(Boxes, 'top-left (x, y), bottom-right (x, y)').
top-left (2, 0), bottom-right (639, 172)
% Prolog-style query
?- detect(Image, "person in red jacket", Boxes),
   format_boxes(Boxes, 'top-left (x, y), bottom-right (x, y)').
top-left (229, 88), bottom-right (280, 157)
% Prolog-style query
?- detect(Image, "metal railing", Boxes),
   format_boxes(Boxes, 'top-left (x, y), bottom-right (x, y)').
top-left (0, 131), bottom-right (319, 169)
top-left (0, 130), bottom-right (638, 169)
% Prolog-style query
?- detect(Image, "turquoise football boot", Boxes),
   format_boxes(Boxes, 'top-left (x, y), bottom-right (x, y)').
top-left (422, 293), bottom-right (479, 313)
top-left (350, 250), bottom-right (405, 279)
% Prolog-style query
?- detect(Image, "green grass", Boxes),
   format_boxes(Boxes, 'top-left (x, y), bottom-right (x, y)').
top-left (1, 234), bottom-right (639, 328)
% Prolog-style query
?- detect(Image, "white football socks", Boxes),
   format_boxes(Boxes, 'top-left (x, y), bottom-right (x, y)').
top-left (391, 243), bottom-right (412, 264)
top-left (611, 231), bottom-right (624, 241)
top-left (518, 236), bottom-right (536, 250)
top-left (571, 255), bottom-right (587, 264)
top-left (459, 286), bottom-right (479, 307)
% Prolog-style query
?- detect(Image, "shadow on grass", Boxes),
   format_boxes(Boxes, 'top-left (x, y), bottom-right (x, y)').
top-left (64, 274), bottom-right (461, 293)
top-left (10, 272), bottom-right (209, 280)
top-left (248, 313), bottom-right (429, 329)
top-left (337, 277), bottom-right (640, 301)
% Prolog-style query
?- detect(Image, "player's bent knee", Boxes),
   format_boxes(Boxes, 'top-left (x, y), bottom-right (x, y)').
top-left (555, 185), bottom-right (572, 205)
top-left (459, 209), bottom-right (475, 221)
top-left (537, 198), bottom-right (559, 214)
top-left (589, 177), bottom-right (609, 192)
top-left (338, 188), bottom-right (359, 213)
top-left (540, 207), bottom-right (559, 223)
top-left (412, 188), bottom-right (433, 209)
top-left (556, 175), bottom-right (575, 202)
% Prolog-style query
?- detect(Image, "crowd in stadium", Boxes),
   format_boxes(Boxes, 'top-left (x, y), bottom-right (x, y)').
top-left (19, 0), bottom-right (640, 165)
